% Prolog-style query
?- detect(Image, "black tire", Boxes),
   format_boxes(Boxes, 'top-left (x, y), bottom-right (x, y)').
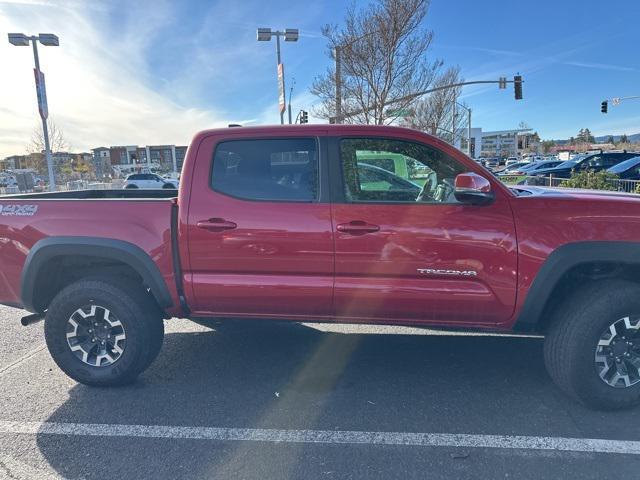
top-left (44, 277), bottom-right (164, 386)
top-left (125, 184), bottom-right (138, 189)
top-left (544, 279), bottom-right (640, 410)
top-left (162, 183), bottom-right (176, 189)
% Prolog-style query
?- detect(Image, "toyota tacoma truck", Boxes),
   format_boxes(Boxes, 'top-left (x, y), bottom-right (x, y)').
top-left (1, 125), bottom-right (640, 410)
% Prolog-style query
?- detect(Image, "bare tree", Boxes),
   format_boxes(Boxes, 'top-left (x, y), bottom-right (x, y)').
top-left (311, 0), bottom-right (441, 125)
top-left (27, 119), bottom-right (69, 154)
top-left (404, 66), bottom-right (466, 144)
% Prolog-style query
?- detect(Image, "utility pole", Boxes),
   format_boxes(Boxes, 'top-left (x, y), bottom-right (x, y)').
top-left (452, 102), bottom-right (456, 145)
top-left (334, 46), bottom-right (342, 123)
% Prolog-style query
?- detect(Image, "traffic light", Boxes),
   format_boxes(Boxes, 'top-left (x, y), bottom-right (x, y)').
top-left (514, 75), bottom-right (523, 100)
top-left (601, 101), bottom-right (608, 114)
top-left (300, 110), bottom-right (309, 124)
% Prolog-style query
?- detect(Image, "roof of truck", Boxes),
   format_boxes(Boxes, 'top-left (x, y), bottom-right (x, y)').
top-left (196, 123), bottom-right (432, 137)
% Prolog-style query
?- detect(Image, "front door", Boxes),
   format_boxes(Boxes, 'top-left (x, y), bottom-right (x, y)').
top-left (330, 134), bottom-right (518, 327)
top-left (186, 133), bottom-right (334, 318)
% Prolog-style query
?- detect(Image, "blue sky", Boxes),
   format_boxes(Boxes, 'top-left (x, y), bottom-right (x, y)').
top-left (1, 0), bottom-right (639, 156)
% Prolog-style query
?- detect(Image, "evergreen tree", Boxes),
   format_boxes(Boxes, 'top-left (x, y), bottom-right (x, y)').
top-left (584, 128), bottom-right (595, 143)
top-left (607, 136), bottom-right (614, 144)
top-left (620, 134), bottom-right (629, 144)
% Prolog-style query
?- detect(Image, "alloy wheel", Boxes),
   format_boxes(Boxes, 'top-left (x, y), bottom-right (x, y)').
top-left (65, 305), bottom-right (126, 367)
top-left (595, 316), bottom-right (640, 388)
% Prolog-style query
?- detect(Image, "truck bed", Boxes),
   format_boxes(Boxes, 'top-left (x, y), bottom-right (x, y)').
top-left (0, 191), bottom-right (177, 309)
top-left (1, 189), bottom-right (178, 200)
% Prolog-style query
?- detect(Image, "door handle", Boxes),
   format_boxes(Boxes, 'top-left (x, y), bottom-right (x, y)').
top-left (196, 218), bottom-right (237, 231)
top-left (336, 221), bottom-right (380, 234)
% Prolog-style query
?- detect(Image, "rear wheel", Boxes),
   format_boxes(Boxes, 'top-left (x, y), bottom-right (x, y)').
top-left (544, 280), bottom-right (640, 410)
top-left (44, 277), bottom-right (164, 386)
top-left (125, 184), bottom-right (138, 189)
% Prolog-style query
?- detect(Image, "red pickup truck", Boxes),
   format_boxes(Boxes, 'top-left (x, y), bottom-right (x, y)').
top-left (1, 125), bottom-right (639, 409)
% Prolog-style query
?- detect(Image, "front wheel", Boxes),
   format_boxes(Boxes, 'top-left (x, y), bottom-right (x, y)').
top-left (544, 280), bottom-right (640, 410)
top-left (44, 277), bottom-right (164, 386)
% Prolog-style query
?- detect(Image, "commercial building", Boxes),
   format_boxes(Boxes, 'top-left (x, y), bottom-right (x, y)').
top-left (91, 144), bottom-right (187, 178)
top-left (454, 128), bottom-right (538, 158)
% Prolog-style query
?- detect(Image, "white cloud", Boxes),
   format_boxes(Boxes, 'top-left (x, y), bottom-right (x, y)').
top-left (563, 61), bottom-right (636, 72)
top-left (0, 0), bottom-right (229, 157)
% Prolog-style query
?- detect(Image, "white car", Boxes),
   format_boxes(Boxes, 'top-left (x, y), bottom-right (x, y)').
top-left (505, 157), bottom-right (519, 167)
top-left (123, 173), bottom-right (178, 189)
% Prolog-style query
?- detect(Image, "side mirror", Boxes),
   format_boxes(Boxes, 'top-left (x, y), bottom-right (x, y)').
top-left (454, 172), bottom-right (495, 205)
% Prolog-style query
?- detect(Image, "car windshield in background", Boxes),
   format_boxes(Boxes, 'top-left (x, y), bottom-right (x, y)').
top-left (520, 162), bottom-right (542, 171)
top-left (557, 160), bottom-right (579, 169)
top-left (608, 156), bottom-right (640, 173)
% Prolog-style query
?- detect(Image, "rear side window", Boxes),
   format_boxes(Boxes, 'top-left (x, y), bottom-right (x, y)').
top-left (211, 138), bottom-right (318, 202)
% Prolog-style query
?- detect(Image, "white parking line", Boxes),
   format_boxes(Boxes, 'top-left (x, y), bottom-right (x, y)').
top-left (0, 344), bottom-right (46, 376)
top-left (0, 420), bottom-right (639, 455)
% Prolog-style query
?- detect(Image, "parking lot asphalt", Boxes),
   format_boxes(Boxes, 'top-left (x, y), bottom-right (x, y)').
top-left (1, 305), bottom-right (640, 479)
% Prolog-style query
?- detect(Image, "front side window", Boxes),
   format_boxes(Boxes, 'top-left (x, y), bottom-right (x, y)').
top-left (211, 138), bottom-right (318, 202)
top-left (340, 138), bottom-right (467, 203)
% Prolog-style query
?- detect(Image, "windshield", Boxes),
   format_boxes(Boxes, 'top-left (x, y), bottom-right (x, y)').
top-left (608, 156), bottom-right (640, 173)
top-left (557, 159), bottom-right (579, 169)
top-left (520, 162), bottom-right (542, 171)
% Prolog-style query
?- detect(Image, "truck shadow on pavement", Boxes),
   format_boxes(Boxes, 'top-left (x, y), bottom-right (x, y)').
top-left (35, 320), bottom-right (640, 479)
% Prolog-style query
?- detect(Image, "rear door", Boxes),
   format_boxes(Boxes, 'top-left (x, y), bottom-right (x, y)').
top-left (329, 133), bottom-right (518, 327)
top-left (185, 131), bottom-right (334, 318)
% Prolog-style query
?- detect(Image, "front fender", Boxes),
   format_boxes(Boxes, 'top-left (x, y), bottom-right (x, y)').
top-left (513, 241), bottom-right (640, 332)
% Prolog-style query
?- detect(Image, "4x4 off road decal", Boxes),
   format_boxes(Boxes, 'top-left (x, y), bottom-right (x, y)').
top-left (0, 204), bottom-right (38, 216)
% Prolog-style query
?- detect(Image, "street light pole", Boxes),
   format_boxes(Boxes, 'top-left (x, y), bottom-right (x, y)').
top-left (257, 28), bottom-right (299, 125)
top-left (30, 40), bottom-right (55, 191)
top-left (8, 33), bottom-right (59, 191)
top-left (275, 34), bottom-right (285, 125)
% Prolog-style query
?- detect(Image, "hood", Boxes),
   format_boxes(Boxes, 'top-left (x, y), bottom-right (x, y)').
top-left (513, 185), bottom-right (640, 202)
top-left (528, 166), bottom-right (571, 176)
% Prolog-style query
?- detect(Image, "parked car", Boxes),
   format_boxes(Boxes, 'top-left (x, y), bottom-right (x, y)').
top-left (124, 173), bottom-right (178, 189)
top-left (505, 157), bottom-right (519, 167)
top-left (498, 160), bottom-right (564, 184)
top-left (356, 163), bottom-right (422, 198)
top-left (526, 151), bottom-right (639, 181)
top-left (493, 162), bottom-right (532, 175)
top-left (607, 156), bottom-right (640, 180)
top-left (4, 124), bottom-right (640, 410)
top-left (484, 157), bottom-right (500, 169)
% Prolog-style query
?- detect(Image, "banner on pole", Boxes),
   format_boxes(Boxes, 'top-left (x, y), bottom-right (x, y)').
top-left (277, 63), bottom-right (285, 114)
top-left (33, 69), bottom-right (48, 120)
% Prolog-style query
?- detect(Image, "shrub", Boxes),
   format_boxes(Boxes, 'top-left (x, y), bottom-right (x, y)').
top-left (560, 170), bottom-right (617, 191)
